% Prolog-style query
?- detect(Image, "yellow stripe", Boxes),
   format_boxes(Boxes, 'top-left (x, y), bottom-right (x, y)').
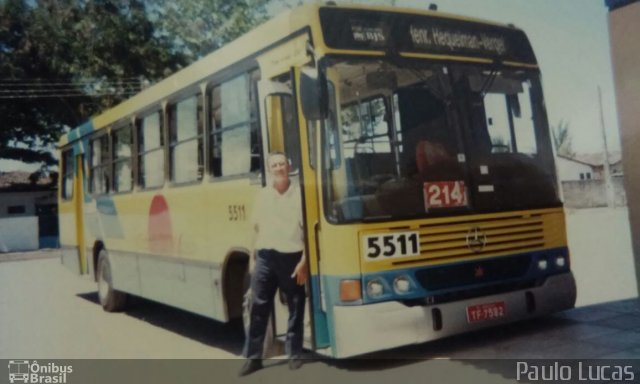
top-left (401, 51), bottom-right (493, 64)
top-left (502, 61), bottom-right (539, 69)
top-left (322, 47), bottom-right (387, 57)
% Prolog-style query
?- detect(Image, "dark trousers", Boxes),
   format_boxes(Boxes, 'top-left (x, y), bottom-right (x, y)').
top-left (243, 249), bottom-right (306, 359)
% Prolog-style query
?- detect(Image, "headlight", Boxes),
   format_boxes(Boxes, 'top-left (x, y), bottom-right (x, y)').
top-left (555, 256), bottom-right (566, 268)
top-left (393, 276), bottom-right (411, 294)
top-left (537, 259), bottom-right (548, 270)
top-left (367, 279), bottom-right (384, 298)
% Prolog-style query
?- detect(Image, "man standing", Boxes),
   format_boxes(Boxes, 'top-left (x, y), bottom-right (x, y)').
top-left (239, 151), bottom-right (308, 376)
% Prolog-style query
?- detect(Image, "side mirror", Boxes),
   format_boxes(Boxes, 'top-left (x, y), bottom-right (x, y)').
top-left (300, 66), bottom-right (328, 121)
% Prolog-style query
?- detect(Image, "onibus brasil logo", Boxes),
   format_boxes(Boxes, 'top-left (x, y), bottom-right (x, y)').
top-left (8, 360), bottom-right (73, 384)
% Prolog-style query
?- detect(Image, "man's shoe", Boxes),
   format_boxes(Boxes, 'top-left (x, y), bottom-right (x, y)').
top-left (288, 357), bottom-right (303, 370)
top-left (238, 359), bottom-right (263, 377)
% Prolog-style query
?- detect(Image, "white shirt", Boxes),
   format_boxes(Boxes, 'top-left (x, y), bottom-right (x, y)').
top-left (252, 181), bottom-right (304, 253)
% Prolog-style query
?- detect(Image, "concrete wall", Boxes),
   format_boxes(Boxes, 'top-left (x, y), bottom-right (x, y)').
top-left (0, 216), bottom-right (39, 252)
top-left (609, 1), bottom-right (640, 290)
top-left (562, 177), bottom-right (627, 208)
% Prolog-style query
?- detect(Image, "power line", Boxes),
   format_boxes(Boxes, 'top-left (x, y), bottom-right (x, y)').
top-left (0, 92), bottom-right (141, 99)
top-left (0, 81), bottom-right (145, 87)
top-left (0, 88), bottom-right (142, 94)
top-left (0, 77), bottom-right (144, 82)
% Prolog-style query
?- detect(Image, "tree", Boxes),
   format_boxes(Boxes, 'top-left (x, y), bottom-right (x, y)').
top-left (0, 0), bottom-right (187, 166)
top-left (149, 0), bottom-right (270, 62)
top-left (1, 0), bottom-right (277, 168)
top-left (552, 120), bottom-right (575, 158)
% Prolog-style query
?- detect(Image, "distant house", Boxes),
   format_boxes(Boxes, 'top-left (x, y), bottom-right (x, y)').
top-left (556, 152), bottom-right (624, 181)
top-left (556, 155), bottom-right (596, 181)
top-left (0, 171), bottom-right (59, 252)
top-left (556, 152), bottom-right (626, 208)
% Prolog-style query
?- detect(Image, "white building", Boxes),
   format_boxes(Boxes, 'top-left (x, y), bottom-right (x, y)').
top-left (556, 155), bottom-right (596, 181)
top-left (0, 171), bottom-right (58, 252)
top-left (556, 152), bottom-right (623, 181)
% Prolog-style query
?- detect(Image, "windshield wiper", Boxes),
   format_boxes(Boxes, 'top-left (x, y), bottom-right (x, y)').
top-left (479, 59), bottom-right (502, 98)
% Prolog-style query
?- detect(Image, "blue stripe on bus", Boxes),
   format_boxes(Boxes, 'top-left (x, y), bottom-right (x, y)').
top-left (68, 121), bottom-right (94, 144)
top-left (95, 196), bottom-right (125, 239)
top-left (321, 247), bottom-right (570, 307)
top-left (314, 247), bottom-right (570, 353)
top-left (310, 276), bottom-right (331, 349)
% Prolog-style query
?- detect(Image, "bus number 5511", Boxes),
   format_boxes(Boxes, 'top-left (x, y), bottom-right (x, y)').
top-left (364, 232), bottom-right (420, 260)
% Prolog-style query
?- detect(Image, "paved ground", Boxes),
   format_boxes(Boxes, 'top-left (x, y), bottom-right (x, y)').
top-left (1, 255), bottom-right (639, 384)
top-left (1, 207), bottom-right (638, 383)
top-left (566, 207), bottom-right (638, 306)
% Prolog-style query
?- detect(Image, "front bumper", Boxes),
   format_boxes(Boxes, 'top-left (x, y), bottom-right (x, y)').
top-left (330, 272), bottom-right (576, 358)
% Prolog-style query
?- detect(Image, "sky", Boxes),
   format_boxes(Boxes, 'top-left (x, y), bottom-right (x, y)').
top-left (1, 0), bottom-right (619, 172)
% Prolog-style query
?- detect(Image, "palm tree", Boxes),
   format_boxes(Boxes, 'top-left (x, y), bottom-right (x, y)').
top-left (552, 120), bottom-right (575, 157)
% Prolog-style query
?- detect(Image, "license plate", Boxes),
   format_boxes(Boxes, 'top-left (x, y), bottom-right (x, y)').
top-left (466, 301), bottom-right (506, 323)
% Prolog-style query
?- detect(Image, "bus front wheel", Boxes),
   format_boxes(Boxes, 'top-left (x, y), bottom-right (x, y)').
top-left (97, 250), bottom-right (128, 312)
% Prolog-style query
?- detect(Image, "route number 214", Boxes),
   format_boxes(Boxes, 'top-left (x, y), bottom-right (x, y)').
top-left (423, 181), bottom-right (468, 210)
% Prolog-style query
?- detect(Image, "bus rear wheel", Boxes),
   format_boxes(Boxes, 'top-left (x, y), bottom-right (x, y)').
top-left (97, 250), bottom-right (128, 312)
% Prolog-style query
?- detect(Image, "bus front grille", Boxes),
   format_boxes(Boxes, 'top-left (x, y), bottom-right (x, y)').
top-left (393, 213), bottom-right (545, 266)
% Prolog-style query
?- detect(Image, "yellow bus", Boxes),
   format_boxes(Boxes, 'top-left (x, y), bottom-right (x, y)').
top-left (58, 3), bottom-right (576, 358)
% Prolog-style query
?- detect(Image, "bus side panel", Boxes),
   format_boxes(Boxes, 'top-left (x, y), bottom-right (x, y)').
top-left (90, 178), bottom-right (258, 322)
top-left (109, 250), bottom-right (141, 295)
top-left (134, 253), bottom-right (223, 319)
top-left (90, 186), bottom-right (226, 320)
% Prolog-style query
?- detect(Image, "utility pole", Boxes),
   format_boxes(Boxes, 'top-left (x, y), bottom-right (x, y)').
top-left (598, 86), bottom-right (614, 207)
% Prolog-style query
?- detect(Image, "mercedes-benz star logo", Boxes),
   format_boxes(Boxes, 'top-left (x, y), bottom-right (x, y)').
top-left (466, 226), bottom-right (487, 253)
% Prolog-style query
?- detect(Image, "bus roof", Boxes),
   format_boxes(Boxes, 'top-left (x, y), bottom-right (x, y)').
top-left (59, 3), bottom-right (530, 147)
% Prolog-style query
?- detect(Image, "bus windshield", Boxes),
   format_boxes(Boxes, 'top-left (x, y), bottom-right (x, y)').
top-left (321, 58), bottom-right (560, 223)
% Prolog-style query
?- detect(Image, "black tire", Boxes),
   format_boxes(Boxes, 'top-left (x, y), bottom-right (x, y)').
top-left (242, 272), bottom-right (280, 357)
top-left (97, 250), bottom-right (128, 312)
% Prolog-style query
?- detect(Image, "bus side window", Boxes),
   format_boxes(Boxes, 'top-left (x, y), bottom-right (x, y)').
top-left (209, 85), bottom-right (222, 177)
top-left (138, 111), bottom-right (165, 189)
top-left (112, 124), bottom-right (133, 192)
top-left (210, 72), bottom-right (261, 178)
top-left (169, 94), bottom-right (204, 184)
top-left (90, 135), bottom-right (110, 195)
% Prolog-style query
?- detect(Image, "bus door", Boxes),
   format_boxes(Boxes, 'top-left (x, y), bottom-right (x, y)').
top-left (60, 152), bottom-right (88, 275)
top-left (73, 154), bottom-right (88, 274)
top-left (257, 75), bottom-right (320, 350)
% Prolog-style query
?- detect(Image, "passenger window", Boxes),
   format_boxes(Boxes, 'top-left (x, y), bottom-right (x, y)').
top-left (138, 112), bottom-right (164, 188)
top-left (113, 124), bottom-right (133, 192)
top-left (209, 72), bottom-right (260, 178)
top-left (169, 95), bottom-right (203, 184)
top-left (90, 135), bottom-right (110, 194)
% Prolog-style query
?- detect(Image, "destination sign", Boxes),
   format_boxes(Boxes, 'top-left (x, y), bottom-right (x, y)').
top-left (350, 21), bottom-right (387, 47)
top-left (319, 8), bottom-right (536, 64)
top-left (409, 24), bottom-right (507, 56)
